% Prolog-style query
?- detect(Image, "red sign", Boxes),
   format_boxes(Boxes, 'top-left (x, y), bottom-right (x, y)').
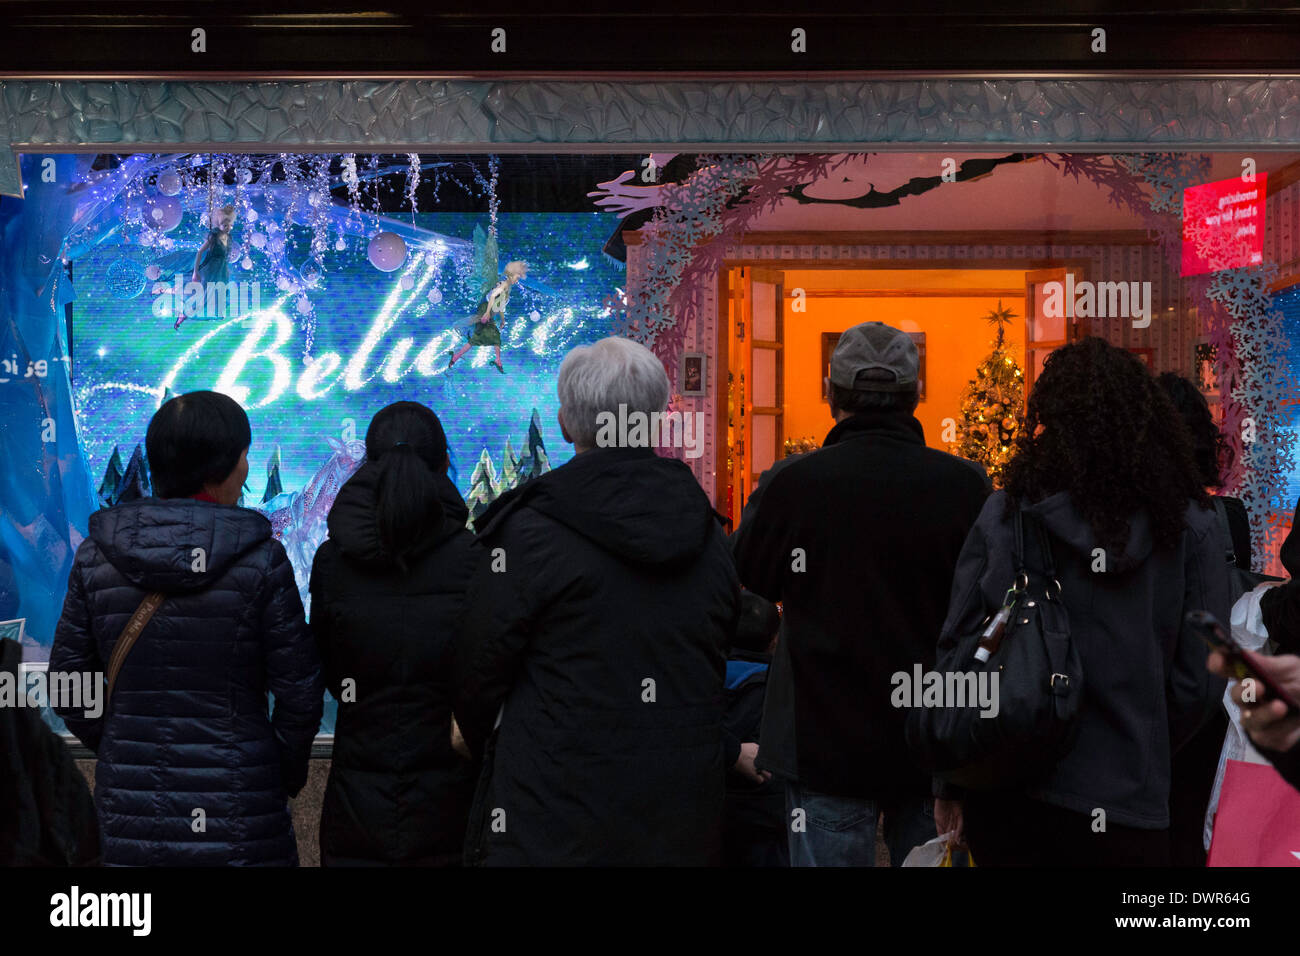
top-left (1182, 174), bottom-right (1266, 276)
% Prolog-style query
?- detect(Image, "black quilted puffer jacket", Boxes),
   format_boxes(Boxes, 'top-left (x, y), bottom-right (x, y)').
top-left (50, 498), bottom-right (323, 866)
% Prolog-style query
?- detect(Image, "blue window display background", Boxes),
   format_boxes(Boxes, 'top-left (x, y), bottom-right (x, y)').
top-left (73, 212), bottom-right (620, 507)
top-left (0, 153), bottom-right (625, 736)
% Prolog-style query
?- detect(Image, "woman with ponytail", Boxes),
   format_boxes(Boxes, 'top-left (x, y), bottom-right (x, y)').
top-left (309, 401), bottom-right (478, 866)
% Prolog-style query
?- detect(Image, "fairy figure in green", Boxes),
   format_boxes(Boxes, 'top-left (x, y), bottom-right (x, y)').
top-left (448, 225), bottom-right (528, 374)
top-left (175, 204), bottom-right (236, 330)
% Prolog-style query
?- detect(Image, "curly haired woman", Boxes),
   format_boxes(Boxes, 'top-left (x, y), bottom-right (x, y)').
top-left (934, 337), bottom-right (1231, 867)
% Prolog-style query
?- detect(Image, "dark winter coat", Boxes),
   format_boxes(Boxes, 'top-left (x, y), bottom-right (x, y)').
top-left (452, 446), bottom-right (739, 866)
top-left (937, 490), bottom-right (1230, 828)
top-left (732, 412), bottom-right (989, 800)
top-left (50, 499), bottom-right (323, 866)
top-left (0, 638), bottom-right (99, 865)
top-left (309, 464), bottom-right (479, 866)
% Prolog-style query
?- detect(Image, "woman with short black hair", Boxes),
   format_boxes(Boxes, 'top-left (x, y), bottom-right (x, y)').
top-left (309, 401), bottom-right (478, 866)
top-left (51, 390), bottom-right (323, 866)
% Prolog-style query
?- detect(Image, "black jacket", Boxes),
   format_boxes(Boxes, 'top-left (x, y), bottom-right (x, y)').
top-left (1261, 496), bottom-right (1300, 656)
top-left (0, 638), bottom-right (99, 865)
top-left (50, 499), bottom-right (323, 866)
top-left (938, 490), bottom-right (1230, 827)
top-left (732, 412), bottom-right (989, 800)
top-left (452, 446), bottom-right (739, 866)
top-left (1253, 496), bottom-right (1300, 791)
top-left (309, 465), bottom-right (479, 866)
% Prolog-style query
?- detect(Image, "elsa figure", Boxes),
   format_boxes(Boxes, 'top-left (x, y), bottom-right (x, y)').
top-left (447, 260), bottom-right (528, 374)
top-left (175, 204), bottom-right (236, 330)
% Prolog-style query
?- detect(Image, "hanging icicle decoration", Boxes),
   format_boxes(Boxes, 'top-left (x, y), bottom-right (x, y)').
top-left (309, 154), bottom-right (331, 263)
top-left (487, 155), bottom-right (500, 237)
top-left (368, 154), bottom-right (381, 227)
top-left (406, 152), bottom-right (421, 221)
top-left (206, 152), bottom-right (216, 229)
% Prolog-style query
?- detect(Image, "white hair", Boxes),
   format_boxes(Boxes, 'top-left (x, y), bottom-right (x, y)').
top-left (557, 337), bottom-right (671, 449)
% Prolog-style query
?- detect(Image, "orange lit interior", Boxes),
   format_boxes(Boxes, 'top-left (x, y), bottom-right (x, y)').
top-left (722, 266), bottom-right (1037, 521)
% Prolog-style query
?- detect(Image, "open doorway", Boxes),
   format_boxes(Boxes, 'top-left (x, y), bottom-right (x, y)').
top-left (717, 264), bottom-right (1090, 523)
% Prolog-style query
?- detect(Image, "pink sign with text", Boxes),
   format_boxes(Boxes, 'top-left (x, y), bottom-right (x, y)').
top-left (1182, 173), bottom-right (1266, 276)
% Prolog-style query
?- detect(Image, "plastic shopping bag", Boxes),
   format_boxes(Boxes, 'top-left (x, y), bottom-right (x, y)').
top-left (1203, 582), bottom-right (1281, 851)
top-left (902, 832), bottom-right (975, 867)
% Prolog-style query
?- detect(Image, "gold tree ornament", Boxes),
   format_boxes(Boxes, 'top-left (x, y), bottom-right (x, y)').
top-left (952, 300), bottom-right (1025, 487)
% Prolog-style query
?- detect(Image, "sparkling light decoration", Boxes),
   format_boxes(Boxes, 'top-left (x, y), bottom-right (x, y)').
top-left (106, 259), bottom-right (146, 299)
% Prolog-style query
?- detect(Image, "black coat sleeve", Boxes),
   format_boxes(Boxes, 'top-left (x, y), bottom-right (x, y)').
top-left (927, 513), bottom-right (994, 801)
top-left (1258, 741), bottom-right (1300, 792)
top-left (731, 468), bottom-right (793, 603)
top-left (451, 521), bottom-right (544, 759)
top-left (1167, 513), bottom-right (1231, 752)
top-left (307, 546), bottom-right (345, 701)
top-left (260, 542), bottom-right (324, 797)
top-left (49, 543), bottom-right (104, 754)
top-left (1261, 582), bottom-right (1300, 656)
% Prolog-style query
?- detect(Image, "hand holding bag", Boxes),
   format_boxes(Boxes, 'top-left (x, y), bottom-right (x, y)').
top-left (907, 508), bottom-right (1084, 790)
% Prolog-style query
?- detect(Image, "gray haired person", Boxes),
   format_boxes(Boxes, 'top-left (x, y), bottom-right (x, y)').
top-left (451, 337), bottom-right (740, 865)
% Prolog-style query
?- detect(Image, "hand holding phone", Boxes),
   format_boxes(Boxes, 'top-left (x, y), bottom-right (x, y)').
top-left (1189, 609), bottom-right (1300, 716)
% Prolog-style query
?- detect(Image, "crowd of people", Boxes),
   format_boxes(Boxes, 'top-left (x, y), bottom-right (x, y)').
top-left (5, 323), bottom-right (1300, 867)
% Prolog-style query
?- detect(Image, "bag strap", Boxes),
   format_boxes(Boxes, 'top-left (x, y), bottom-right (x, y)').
top-left (1018, 507), bottom-right (1060, 598)
top-left (1013, 507), bottom-right (1027, 578)
top-left (1211, 497), bottom-right (1238, 566)
top-left (105, 592), bottom-right (165, 708)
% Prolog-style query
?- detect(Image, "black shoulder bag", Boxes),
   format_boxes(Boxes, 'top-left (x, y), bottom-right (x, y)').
top-left (908, 508), bottom-right (1084, 790)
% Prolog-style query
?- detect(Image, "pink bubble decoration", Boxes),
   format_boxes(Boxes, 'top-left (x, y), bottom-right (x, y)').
top-left (367, 232), bottom-right (407, 272)
top-left (156, 170), bottom-right (182, 196)
top-left (147, 195), bottom-right (182, 231)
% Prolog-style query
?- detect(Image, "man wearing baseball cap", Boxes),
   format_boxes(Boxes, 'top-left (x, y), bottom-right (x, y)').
top-left (732, 321), bottom-right (989, 866)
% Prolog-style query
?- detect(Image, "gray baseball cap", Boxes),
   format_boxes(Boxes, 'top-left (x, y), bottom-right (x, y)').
top-left (829, 322), bottom-right (919, 392)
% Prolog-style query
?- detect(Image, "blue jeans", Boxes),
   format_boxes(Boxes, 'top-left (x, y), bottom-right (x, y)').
top-left (785, 781), bottom-right (935, 867)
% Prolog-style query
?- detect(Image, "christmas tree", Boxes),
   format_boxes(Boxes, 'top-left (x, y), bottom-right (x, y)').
top-left (953, 301), bottom-right (1024, 487)
top-left (500, 439), bottom-right (521, 492)
top-left (116, 444), bottom-right (152, 503)
top-left (98, 446), bottom-right (124, 506)
top-left (516, 408), bottom-right (551, 481)
top-left (262, 446), bottom-right (283, 503)
top-left (466, 448), bottom-right (501, 524)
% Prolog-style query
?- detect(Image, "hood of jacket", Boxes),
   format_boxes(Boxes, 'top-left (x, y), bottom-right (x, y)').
top-left (1022, 490), bottom-right (1155, 574)
top-left (326, 461), bottom-right (469, 569)
top-left (490, 446), bottom-right (720, 569)
top-left (89, 498), bottom-right (272, 594)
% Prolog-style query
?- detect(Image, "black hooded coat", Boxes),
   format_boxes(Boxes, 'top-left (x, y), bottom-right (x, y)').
top-left (309, 463), bottom-right (480, 866)
top-left (452, 446), bottom-right (739, 866)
